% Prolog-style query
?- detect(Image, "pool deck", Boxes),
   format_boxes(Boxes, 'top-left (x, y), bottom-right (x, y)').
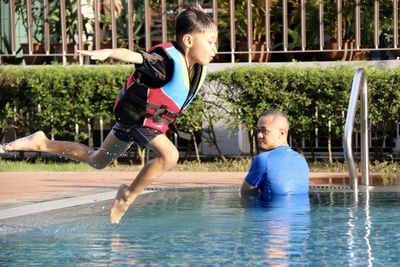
top-left (0, 171), bottom-right (352, 220)
top-left (0, 171), bottom-right (347, 206)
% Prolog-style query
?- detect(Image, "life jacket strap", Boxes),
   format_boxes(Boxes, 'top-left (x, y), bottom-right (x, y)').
top-left (145, 104), bottom-right (179, 124)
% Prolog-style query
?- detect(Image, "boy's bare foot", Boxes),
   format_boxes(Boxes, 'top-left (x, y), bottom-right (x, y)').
top-left (110, 184), bottom-right (134, 224)
top-left (4, 131), bottom-right (48, 152)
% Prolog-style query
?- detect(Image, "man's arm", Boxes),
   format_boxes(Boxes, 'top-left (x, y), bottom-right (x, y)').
top-left (240, 181), bottom-right (259, 196)
top-left (78, 48), bottom-right (143, 64)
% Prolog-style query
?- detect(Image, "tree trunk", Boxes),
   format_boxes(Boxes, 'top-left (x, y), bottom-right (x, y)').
top-left (328, 120), bottom-right (332, 163)
top-left (328, 133), bottom-right (333, 164)
top-left (192, 132), bottom-right (201, 163)
top-left (137, 146), bottom-right (146, 166)
top-left (248, 131), bottom-right (255, 156)
top-left (205, 123), bottom-right (227, 162)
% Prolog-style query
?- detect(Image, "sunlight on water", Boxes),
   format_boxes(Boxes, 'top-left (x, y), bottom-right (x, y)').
top-left (1, 189), bottom-right (400, 265)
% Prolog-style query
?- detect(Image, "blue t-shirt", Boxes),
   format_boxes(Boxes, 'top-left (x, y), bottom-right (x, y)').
top-left (245, 146), bottom-right (309, 199)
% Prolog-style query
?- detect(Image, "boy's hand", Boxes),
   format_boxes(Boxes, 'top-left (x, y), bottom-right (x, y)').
top-left (77, 49), bottom-right (113, 61)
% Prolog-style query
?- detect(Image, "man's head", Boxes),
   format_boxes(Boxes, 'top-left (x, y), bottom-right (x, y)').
top-left (256, 109), bottom-right (289, 151)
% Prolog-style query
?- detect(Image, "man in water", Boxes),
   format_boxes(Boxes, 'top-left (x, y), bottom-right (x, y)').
top-left (241, 109), bottom-right (309, 199)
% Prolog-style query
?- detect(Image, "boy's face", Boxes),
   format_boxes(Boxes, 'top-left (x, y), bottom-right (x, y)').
top-left (187, 28), bottom-right (218, 66)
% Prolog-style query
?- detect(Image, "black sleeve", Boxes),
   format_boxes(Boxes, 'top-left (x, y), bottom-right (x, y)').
top-left (133, 50), bottom-right (173, 88)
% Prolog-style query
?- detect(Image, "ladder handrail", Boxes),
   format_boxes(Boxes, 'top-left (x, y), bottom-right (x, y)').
top-left (343, 68), bottom-right (370, 191)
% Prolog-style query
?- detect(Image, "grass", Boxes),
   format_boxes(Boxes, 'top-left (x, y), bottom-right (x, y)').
top-left (0, 159), bottom-right (94, 172)
top-left (1, 157), bottom-right (399, 174)
top-left (0, 158), bottom-right (252, 172)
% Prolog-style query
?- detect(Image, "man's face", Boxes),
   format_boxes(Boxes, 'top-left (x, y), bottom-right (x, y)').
top-left (256, 116), bottom-right (284, 151)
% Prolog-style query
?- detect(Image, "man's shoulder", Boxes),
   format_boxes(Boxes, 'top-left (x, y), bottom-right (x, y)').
top-left (260, 146), bottom-right (307, 165)
top-left (258, 146), bottom-right (295, 157)
top-left (273, 147), bottom-right (308, 170)
top-left (271, 146), bottom-right (302, 156)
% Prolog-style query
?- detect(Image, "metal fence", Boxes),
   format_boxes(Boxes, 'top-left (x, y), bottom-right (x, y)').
top-left (1, 0), bottom-right (400, 65)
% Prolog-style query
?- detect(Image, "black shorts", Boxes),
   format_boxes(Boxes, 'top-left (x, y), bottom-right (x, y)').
top-left (112, 122), bottom-right (162, 148)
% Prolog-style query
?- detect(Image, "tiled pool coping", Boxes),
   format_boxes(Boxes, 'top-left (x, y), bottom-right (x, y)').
top-left (0, 189), bottom-right (159, 220)
top-left (2, 171), bottom-right (391, 220)
top-left (0, 171), bottom-right (349, 203)
top-left (2, 181), bottom-right (400, 220)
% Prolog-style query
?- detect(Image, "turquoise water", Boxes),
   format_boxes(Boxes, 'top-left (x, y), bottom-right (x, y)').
top-left (1, 188), bottom-right (400, 266)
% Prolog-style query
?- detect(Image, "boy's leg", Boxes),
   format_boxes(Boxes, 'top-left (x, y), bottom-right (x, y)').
top-left (4, 130), bottom-right (131, 169)
top-left (110, 134), bottom-right (179, 224)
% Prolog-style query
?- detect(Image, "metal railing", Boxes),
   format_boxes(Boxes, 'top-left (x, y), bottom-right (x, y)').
top-left (1, 0), bottom-right (400, 65)
top-left (343, 68), bottom-right (370, 192)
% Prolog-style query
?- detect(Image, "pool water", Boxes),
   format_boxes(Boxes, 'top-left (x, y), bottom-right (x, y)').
top-left (1, 188), bottom-right (400, 266)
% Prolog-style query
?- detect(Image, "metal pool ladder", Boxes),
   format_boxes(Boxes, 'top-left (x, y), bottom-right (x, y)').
top-left (343, 68), bottom-right (370, 194)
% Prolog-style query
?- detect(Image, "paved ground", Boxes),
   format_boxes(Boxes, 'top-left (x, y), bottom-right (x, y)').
top-left (0, 171), bottom-right (348, 208)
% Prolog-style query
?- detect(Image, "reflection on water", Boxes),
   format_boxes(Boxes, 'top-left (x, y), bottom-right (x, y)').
top-left (241, 194), bottom-right (310, 266)
top-left (314, 174), bottom-right (400, 186)
top-left (1, 189), bottom-right (400, 265)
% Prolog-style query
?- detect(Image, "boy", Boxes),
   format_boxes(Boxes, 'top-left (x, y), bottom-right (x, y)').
top-left (4, 7), bottom-right (217, 224)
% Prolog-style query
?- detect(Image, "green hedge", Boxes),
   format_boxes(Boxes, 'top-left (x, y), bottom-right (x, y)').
top-left (1, 65), bottom-right (400, 159)
top-left (0, 66), bottom-right (129, 141)
top-left (0, 65), bottom-right (204, 143)
top-left (208, 65), bottom-right (400, 157)
top-left (208, 66), bottom-right (351, 148)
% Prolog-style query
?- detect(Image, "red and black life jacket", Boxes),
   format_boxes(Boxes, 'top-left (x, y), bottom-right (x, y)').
top-left (114, 42), bottom-right (207, 134)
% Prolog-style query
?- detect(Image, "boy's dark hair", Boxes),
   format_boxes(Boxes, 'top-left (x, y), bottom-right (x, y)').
top-left (175, 7), bottom-right (215, 39)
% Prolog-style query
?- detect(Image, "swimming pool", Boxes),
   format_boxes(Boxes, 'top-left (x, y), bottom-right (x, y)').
top-left (1, 187), bottom-right (400, 266)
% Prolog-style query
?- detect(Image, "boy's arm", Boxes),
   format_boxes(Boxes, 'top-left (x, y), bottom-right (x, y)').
top-left (78, 48), bottom-right (143, 64)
